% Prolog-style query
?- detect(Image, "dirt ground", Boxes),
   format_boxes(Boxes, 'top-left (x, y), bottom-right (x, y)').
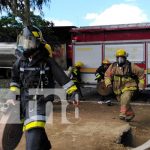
top-left (16, 100), bottom-right (150, 150)
top-left (0, 81), bottom-right (149, 150)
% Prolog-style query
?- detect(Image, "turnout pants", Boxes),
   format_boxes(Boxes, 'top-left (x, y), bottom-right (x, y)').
top-left (26, 128), bottom-right (51, 150)
top-left (116, 91), bottom-right (135, 120)
top-left (21, 97), bottom-right (52, 150)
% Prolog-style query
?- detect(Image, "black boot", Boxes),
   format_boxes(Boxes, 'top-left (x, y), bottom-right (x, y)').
top-left (26, 128), bottom-right (51, 150)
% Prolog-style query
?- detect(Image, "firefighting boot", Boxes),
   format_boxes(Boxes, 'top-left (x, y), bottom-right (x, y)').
top-left (119, 113), bottom-right (126, 120)
top-left (125, 114), bottom-right (135, 122)
top-left (105, 100), bottom-right (113, 106)
top-left (119, 107), bottom-right (126, 120)
top-left (125, 106), bottom-right (135, 122)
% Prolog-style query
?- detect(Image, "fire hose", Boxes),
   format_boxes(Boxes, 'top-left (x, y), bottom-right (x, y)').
top-left (0, 102), bottom-right (23, 150)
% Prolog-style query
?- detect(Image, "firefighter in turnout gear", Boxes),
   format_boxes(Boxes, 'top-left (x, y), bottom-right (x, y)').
top-left (95, 59), bottom-right (111, 82)
top-left (6, 25), bottom-right (79, 150)
top-left (95, 59), bottom-right (112, 105)
top-left (105, 49), bottom-right (144, 121)
top-left (67, 61), bottom-right (84, 98)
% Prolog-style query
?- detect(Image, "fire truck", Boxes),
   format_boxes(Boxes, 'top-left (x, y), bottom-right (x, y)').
top-left (0, 42), bottom-right (16, 78)
top-left (71, 23), bottom-right (150, 88)
top-left (0, 26), bottom-right (74, 78)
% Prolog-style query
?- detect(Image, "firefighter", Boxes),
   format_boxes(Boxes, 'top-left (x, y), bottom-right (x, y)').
top-left (95, 59), bottom-right (112, 105)
top-left (95, 59), bottom-right (111, 82)
top-left (105, 49), bottom-right (144, 121)
top-left (6, 25), bottom-right (79, 150)
top-left (67, 61), bottom-right (84, 99)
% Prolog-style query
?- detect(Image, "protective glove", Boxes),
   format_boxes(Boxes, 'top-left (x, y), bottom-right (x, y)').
top-left (69, 91), bottom-right (80, 107)
top-left (95, 73), bottom-right (101, 80)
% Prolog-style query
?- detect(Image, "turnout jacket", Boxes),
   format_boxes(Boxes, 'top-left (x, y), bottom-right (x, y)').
top-left (9, 54), bottom-right (76, 102)
top-left (7, 48), bottom-right (78, 132)
top-left (95, 65), bottom-right (108, 81)
top-left (104, 61), bottom-right (144, 95)
top-left (67, 66), bottom-right (81, 83)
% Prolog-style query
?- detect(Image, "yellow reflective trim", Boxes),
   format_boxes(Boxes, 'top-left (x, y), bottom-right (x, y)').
top-left (23, 121), bottom-right (45, 131)
top-left (114, 76), bottom-right (134, 82)
top-left (75, 61), bottom-right (84, 67)
top-left (139, 79), bottom-right (144, 84)
top-left (96, 74), bottom-right (101, 79)
top-left (66, 85), bottom-right (77, 95)
top-left (73, 71), bottom-right (77, 75)
top-left (114, 90), bottom-right (121, 95)
top-left (105, 78), bottom-right (111, 86)
top-left (114, 76), bottom-right (120, 80)
top-left (32, 31), bottom-right (39, 37)
top-left (10, 86), bottom-right (20, 93)
top-left (121, 87), bottom-right (137, 93)
top-left (45, 44), bottom-right (52, 57)
top-left (122, 78), bottom-right (132, 82)
top-left (73, 69), bottom-right (78, 75)
top-left (72, 79), bottom-right (77, 82)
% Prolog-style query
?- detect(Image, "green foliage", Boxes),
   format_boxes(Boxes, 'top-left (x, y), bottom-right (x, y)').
top-left (0, 12), bottom-right (59, 49)
top-left (0, 0), bottom-right (51, 25)
top-left (0, 13), bottom-right (22, 27)
top-left (0, 13), bottom-right (21, 42)
top-left (30, 12), bottom-right (53, 27)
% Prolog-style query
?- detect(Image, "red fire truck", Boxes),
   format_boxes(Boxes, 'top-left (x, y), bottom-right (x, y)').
top-left (71, 23), bottom-right (150, 88)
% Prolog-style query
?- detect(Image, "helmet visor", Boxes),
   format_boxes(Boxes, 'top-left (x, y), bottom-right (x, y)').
top-left (17, 34), bottom-right (37, 51)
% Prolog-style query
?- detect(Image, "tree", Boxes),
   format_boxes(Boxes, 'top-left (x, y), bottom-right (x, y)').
top-left (0, 13), bottom-right (22, 28)
top-left (0, 12), bottom-right (57, 48)
top-left (0, 13), bottom-right (22, 42)
top-left (0, 0), bottom-right (51, 25)
top-left (30, 11), bottom-right (54, 27)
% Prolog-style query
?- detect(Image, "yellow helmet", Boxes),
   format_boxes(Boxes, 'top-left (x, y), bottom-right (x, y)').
top-left (75, 61), bottom-right (84, 67)
top-left (102, 59), bottom-right (110, 64)
top-left (116, 49), bottom-right (127, 57)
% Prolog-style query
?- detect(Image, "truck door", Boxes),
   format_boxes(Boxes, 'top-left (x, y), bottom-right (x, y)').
top-left (73, 43), bottom-right (102, 86)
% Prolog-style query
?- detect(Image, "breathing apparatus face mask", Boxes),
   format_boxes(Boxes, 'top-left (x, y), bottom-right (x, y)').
top-left (117, 57), bottom-right (126, 66)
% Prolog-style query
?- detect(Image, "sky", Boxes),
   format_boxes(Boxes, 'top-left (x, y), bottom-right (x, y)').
top-left (1, 0), bottom-right (150, 27)
top-left (41, 0), bottom-right (150, 27)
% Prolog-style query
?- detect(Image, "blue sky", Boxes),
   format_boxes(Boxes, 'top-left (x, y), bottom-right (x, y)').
top-left (1, 0), bottom-right (150, 27)
top-left (41, 0), bottom-right (150, 27)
